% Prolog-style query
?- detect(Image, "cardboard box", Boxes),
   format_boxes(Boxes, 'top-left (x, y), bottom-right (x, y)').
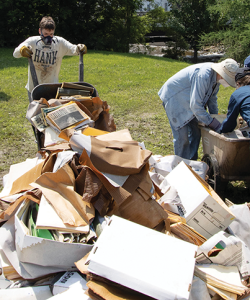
top-left (86, 215), bottom-right (197, 300)
top-left (14, 200), bottom-right (93, 269)
top-left (166, 161), bottom-right (235, 239)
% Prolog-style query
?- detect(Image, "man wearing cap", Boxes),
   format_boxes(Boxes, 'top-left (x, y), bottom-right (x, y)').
top-left (219, 67), bottom-right (250, 133)
top-left (158, 58), bottom-right (239, 160)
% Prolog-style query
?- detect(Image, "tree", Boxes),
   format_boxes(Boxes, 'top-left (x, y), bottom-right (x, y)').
top-left (0, 0), bottom-right (151, 53)
top-left (200, 0), bottom-right (250, 64)
top-left (167, 0), bottom-right (219, 62)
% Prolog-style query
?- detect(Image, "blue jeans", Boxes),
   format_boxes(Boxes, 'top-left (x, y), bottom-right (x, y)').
top-left (170, 118), bottom-right (201, 160)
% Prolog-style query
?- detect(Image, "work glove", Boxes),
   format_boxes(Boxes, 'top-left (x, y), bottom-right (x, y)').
top-left (20, 45), bottom-right (33, 58)
top-left (77, 44), bottom-right (87, 54)
top-left (208, 118), bottom-right (221, 132)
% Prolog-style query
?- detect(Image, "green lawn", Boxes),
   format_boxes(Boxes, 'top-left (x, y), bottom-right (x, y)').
top-left (0, 48), bottom-right (234, 189)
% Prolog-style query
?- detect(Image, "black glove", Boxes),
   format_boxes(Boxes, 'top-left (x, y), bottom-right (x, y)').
top-left (208, 118), bottom-right (221, 132)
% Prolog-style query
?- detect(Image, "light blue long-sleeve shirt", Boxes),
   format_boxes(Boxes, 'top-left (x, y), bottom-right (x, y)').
top-left (158, 62), bottom-right (219, 130)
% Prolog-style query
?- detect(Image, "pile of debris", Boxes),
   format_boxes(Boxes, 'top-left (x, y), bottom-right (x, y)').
top-left (1, 82), bottom-right (250, 300)
top-left (129, 43), bottom-right (225, 62)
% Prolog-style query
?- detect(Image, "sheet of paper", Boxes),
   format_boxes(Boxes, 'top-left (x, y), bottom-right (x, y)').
top-left (52, 150), bottom-right (76, 172)
top-left (69, 132), bottom-right (91, 156)
top-left (44, 126), bottom-right (65, 147)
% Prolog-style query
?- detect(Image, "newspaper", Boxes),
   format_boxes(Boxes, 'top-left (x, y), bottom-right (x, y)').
top-left (196, 231), bottom-right (250, 278)
top-left (31, 113), bottom-right (48, 132)
top-left (46, 103), bottom-right (90, 131)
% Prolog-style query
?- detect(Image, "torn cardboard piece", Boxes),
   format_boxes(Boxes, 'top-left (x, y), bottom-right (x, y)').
top-left (31, 164), bottom-right (95, 227)
top-left (0, 157), bottom-right (45, 199)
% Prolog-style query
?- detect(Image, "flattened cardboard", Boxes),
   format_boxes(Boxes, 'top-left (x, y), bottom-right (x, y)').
top-left (86, 215), bottom-right (197, 300)
top-left (166, 161), bottom-right (235, 239)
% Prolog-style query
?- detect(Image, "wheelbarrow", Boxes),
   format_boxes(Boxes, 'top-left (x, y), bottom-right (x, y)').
top-left (28, 50), bottom-right (98, 150)
top-left (199, 121), bottom-right (250, 192)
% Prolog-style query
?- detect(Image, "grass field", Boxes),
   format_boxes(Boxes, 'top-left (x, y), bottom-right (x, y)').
top-left (0, 48), bottom-right (235, 191)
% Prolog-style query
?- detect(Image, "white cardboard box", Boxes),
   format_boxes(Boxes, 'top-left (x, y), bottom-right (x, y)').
top-left (166, 161), bottom-right (235, 239)
top-left (86, 215), bottom-right (198, 300)
top-left (14, 200), bottom-right (93, 269)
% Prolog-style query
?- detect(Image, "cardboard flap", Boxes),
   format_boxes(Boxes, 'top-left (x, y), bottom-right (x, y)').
top-left (90, 137), bottom-right (152, 176)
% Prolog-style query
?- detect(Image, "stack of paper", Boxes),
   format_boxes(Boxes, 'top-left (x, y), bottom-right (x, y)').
top-left (194, 264), bottom-right (248, 297)
top-left (170, 222), bottom-right (207, 246)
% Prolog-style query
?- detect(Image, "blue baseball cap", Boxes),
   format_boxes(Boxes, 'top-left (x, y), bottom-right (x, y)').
top-left (244, 55), bottom-right (250, 67)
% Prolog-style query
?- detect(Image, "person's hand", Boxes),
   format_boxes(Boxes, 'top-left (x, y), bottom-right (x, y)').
top-left (20, 45), bottom-right (33, 58)
top-left (77, 44), bottom-right (87, 54)
top-left (208, 118), bottom-right (221, 132)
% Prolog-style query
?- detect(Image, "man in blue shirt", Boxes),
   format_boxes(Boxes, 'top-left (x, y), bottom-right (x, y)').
top-left (158, 59), bottom-right (239, 160)
top-left (219, 67), bottom-right (250, 133)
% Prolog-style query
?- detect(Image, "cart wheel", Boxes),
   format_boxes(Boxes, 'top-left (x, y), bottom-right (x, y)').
top-left (202, 153), bottom-right (220, 191)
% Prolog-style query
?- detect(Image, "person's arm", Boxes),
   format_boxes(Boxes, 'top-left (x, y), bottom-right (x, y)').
top-left (13, 37), bottom-right (36, 58)
top-left (220, 95), bottom-right (240, 133)
top-left (13, 38), bottom-right (32, 58)
top-left (189, 69), bottom-right (215, 126)
top-left (206, 84), bottom-right (219, 114)
top-left (58, 37), bottom-right (80, 56)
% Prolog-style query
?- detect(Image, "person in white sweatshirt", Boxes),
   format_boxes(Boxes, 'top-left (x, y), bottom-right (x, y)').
top-left (13, 16), bottom-right (87, 102)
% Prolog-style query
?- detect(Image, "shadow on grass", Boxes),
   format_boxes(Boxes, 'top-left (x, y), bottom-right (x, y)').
top-left (0, 91), bottom-right (11, 101)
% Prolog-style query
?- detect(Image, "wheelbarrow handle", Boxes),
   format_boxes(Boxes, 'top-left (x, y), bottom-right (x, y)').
top-left (28, 57), bottom-right (39, 88)
top-left (79, 51), bottom-right (84, 82)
